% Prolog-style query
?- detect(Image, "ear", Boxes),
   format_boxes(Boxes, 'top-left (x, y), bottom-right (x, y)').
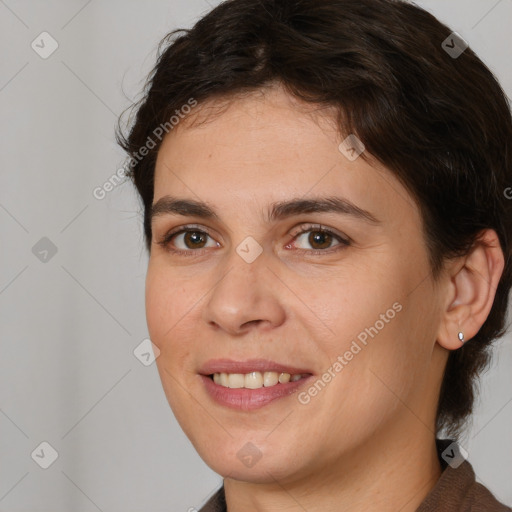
top-left (437, 229), bottom-right (505, 350)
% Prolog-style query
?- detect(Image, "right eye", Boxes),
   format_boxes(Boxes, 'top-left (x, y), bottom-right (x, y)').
top-left (156, 225), bottom-right (220, 256)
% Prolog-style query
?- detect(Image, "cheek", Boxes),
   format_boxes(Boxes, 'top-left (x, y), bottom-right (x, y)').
top-left (311, 278), bottom-right (402, 354)
top-left (145, 273), bottom-right (167, 343)
top-left (146, 268), bottom-right (195, 414)
top-left (145, 266), bottom-right (185, 352)
top-left (304, 266), bottom-right (424, 413)
top-left (343, 299), bottom-right (435, 426)
top-left (145, 264), bottom-right (203, 381)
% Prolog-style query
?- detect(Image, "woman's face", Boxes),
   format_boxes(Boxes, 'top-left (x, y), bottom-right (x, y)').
top-left (146, 85), bottom-right (448, 484)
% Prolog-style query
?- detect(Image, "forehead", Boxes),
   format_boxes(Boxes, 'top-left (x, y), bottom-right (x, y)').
top-left (152, 86), bottom-right (420, 230)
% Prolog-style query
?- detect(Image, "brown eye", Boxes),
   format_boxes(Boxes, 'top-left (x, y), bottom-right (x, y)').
top-left (292, 226), bottom-right (349, 253)
top-left (182, 231), bottom-right (208, 249)
top-left (307, 231), bottom-right (334, 250)
top-left (157, 227), bottom-right (218, 254)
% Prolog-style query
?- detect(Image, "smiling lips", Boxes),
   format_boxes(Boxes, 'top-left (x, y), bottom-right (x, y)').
top-left (212, 371), bottom-right (306, 389)
top-left (199, 359), bottom-right (314, 410)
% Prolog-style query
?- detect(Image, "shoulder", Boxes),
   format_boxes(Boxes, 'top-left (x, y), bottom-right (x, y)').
top-left (417, 439), bottom-right (511, 512)
top-left (197, 486), bottom-right (226, 512)
top-left (196, 441), bottom-right (511, 512)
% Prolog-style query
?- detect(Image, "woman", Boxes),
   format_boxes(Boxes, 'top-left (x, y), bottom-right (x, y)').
top-left (117, 0), bottom-right (512, 510)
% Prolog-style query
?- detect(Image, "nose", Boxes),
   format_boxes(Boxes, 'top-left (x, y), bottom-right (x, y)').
top-left (201, 248), bottom-right (286, 336)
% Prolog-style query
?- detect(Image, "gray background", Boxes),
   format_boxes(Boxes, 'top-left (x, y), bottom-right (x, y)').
top-left (0, 1), bottom-right (511, 510)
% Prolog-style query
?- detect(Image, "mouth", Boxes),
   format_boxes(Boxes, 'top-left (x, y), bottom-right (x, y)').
top-left (199, 359), bottom-right (314, 411)
top-left (209, 371), bottom-right (310, 389)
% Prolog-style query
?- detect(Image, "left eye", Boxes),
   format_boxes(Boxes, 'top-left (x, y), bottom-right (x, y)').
top-left (291, 227), bottom-right (349, 252)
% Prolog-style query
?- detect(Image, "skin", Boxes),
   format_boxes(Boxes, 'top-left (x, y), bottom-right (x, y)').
top-left (145, 84), bottom-right (504, 512)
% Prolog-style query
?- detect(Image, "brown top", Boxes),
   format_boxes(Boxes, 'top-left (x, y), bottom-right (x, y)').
top-left (198, 439), bottom-right (511, 512)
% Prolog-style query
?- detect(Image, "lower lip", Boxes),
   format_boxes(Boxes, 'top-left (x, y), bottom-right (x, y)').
top-left (200, 375), bottom-right (313, 411)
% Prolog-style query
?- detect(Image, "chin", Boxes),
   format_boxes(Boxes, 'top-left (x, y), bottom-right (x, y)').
top-left (193, 436), bottom-right (309, 484)
top-left (204, 455), bottom-right (298, 484)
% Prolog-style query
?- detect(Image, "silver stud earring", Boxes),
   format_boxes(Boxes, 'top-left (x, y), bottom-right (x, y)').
top-left (458, 332), bottom-right (465, 344)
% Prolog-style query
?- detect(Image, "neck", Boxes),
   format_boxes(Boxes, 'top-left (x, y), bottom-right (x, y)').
top-left (224, 428), bottom-right (443, 512)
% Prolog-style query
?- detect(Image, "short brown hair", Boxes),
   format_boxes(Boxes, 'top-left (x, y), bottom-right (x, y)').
top-left (117, 0), bottom-right (512, 438)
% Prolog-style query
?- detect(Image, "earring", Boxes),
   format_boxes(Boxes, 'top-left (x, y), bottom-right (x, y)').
top-left (458, 331), bottom-right (465, 344)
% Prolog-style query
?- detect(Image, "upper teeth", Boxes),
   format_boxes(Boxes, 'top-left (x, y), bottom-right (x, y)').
top-left (212, 372), bottom-right (304, 389)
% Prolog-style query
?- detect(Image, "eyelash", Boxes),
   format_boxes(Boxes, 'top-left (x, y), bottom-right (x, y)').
top-left (156, 223), bottom-right (351, 257)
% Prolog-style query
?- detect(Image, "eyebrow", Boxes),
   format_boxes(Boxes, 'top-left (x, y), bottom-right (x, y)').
top-left (151, 195), bottom-right (380, 224)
